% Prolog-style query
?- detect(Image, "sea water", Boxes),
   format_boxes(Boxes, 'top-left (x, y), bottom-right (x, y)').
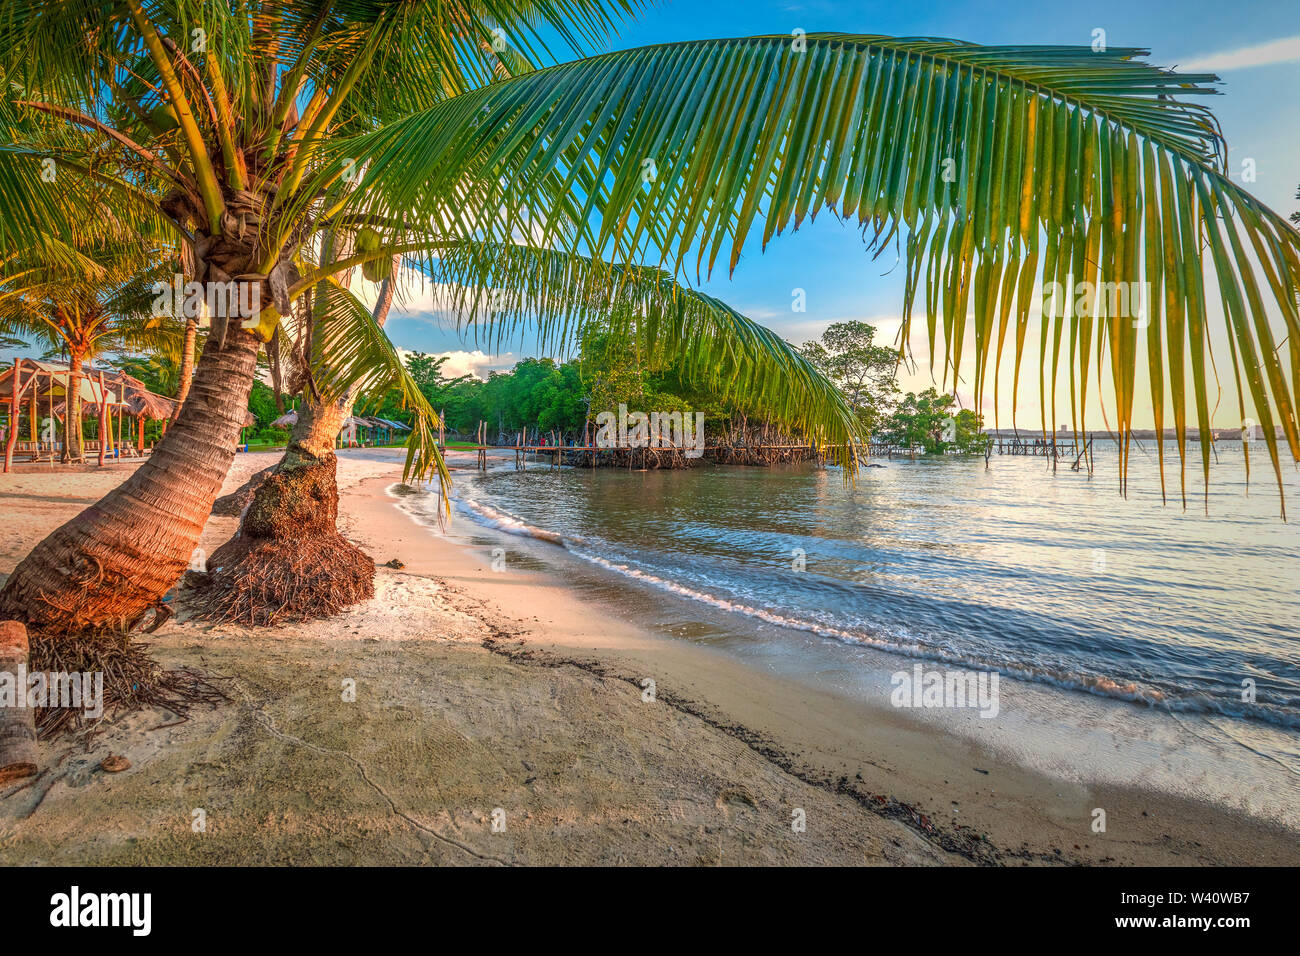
top-left (396, 440), bottom-right (1300, 825)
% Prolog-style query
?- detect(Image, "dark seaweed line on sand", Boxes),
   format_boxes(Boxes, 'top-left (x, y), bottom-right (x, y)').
top-left (439, 577), bottom-right (1074, 867)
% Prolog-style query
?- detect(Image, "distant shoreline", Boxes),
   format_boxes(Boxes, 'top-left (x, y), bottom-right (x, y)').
top-left (980, 428), bottom-right (1282, 442)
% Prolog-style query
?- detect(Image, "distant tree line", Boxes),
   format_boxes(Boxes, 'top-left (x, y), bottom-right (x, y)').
top-left (798, 320), bottom-right (990, 454)
top-left (223, 318), bottom-right (992, 453)
top-left (338, 329), bottom-right (743, 444)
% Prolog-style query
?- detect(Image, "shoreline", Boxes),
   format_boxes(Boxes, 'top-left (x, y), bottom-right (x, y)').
top-left (0, 449), bottom-right (1295, 865)
top-left (366, 463), bottom-right (1300, 865)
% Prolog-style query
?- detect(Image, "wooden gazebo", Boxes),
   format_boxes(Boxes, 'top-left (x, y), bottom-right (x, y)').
top-left (2, 358), bottom-right (185, 472)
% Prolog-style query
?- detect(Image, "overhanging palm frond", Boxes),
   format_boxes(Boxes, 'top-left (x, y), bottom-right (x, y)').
top-left (110, 311), bottom-right (186, 360)
top-left (0, 142), bottom-right (101, 255)
top-left (0, 88), bottom-right (183, 251)
top-left (434, 239), bottom-right (864, 465)
top-left (0, 232), bottom-right (183, 366)
top-left (0, 286), bottom-right (61, 350)
top-left (0, 232), bottom-right (110, 286)
top-left (340, 34), bottom-right (1300, 511)
top-left (304, 278), bottom-right (450, 503)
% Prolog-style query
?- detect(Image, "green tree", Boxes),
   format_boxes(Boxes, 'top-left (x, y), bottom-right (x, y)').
top-left (246, 379), bottom-right (281, 429)
top-left (799, 321), bottom-right (900, 432)
top-left (881, 392), bottom-right (990, 454)
top-left (952, 409), bottom-right (991, 454)
top-left (881, 389), bottom-right (955, 453)
top-left (108, 353), bottom-right (180, 398)
top-left (578, 330), bottom-right (647, 420)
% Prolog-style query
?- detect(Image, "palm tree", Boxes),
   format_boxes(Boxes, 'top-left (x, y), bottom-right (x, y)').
top-left (169, 314), bottom-right (200, 420)
top-left (206, 232), bottom-right (852, 621)
top-left (195, 244), bottom-right (432, 623)
top-left (0, 2), bottom-right (857, 636)
top-left (0, 4), bottom-right (1295, 640)
top-left (341, 35), bottom-right (1299, 502)
top-left (0, 239), bottom-right (182, 461)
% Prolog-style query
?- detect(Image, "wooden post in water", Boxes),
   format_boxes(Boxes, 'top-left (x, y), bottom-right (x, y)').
top-left (0, 621), bottom-right (38, 784)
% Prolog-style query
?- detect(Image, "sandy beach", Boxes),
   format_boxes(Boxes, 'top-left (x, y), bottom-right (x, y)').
top-left (1, 449), bottom-right (1295, 866)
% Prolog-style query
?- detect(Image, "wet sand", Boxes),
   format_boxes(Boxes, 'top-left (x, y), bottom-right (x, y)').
top-left (0, 449), bottom-right (1294, 865)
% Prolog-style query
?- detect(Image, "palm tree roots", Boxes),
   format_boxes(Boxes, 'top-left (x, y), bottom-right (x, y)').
top-left (27, 629), bottom-right (226, 739)
top-left (190, 454), bottom-right (375, 626)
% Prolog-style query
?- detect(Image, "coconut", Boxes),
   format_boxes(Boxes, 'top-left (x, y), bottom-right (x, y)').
top-left (355, 227), bottom-right (392, 282)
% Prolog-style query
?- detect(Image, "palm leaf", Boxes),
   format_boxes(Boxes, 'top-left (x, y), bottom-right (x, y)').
top-left (340, 34), bottom-right (1300, 510)
top-left (434, 239), bottom-right (864, 464)
top-left (303, 277), bottom-right (450, 504)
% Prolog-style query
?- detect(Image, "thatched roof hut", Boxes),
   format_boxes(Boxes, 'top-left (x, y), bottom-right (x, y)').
top-left (1, 359), bottom-right (255, 427)
top-left (0, 360), bottom-right (116, 407)
top-left (105, 371), bottom-right (178, 421)
top-left (97, 368), bottom-right (253, 426)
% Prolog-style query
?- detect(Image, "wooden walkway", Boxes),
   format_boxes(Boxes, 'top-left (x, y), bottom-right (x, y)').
top-left (455, 419), bottom-right (1097, 476)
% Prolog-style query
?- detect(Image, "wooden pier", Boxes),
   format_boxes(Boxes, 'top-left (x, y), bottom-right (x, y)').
top-left (457, 418), bottom-right (1098, 476)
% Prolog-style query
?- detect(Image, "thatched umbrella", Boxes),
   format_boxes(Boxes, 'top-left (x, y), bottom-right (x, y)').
top-left (269, 409), bottom-right (298, 428)
top-left (102, 371), bottom-right (179, 453)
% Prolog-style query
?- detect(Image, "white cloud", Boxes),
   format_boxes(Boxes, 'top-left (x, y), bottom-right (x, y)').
top-left (1180, 34), bottom-right (1300, 72)
top-left (396, 347), bottom-right (515, 381)
top-left (351, 265), bottom-right (461, 321)
top-left (440, 349), bottom-right (514, 379)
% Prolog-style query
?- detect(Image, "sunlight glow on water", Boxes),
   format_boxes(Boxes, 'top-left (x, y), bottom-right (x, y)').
top-left (456, 443), bottom-right (1300, 728)
top-left (392, 441), bottom-right (1300, 818)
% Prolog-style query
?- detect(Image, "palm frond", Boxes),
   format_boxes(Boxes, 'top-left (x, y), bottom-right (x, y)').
top-left (435, 239), bottom-right (864, 465)
top-left (341, 34), bottom-right (1300, 510)
top-left (304, 278), bottom-right (450, 502)
top-left (0, 231), bottom-right (182, 363)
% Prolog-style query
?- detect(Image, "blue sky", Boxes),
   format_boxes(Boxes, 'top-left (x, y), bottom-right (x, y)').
top-left (382, 0), bottom-right (1300, 428)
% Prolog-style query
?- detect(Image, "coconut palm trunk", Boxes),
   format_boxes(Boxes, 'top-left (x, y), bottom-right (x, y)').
top-left (0, 325), bottom-right (262, 635)
top-left (195, 270), bottom-right (398, 624)
top-left (171, 316), bottom-right (198, 421)
top-left (59, 347), bottom-right (83, 463)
